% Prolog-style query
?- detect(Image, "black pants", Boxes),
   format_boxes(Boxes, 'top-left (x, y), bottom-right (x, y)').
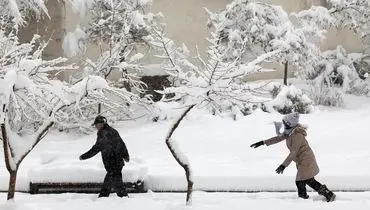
top-left (295, 178), bottom-right (322, 197)
top-left (99, 170), bottom-right (128, 197)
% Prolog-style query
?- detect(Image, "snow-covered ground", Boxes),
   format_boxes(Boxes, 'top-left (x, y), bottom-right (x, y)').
top-left (1, 95), bottom-right (370, 193)
top-left (2, 94), bottom-right (370, 209)
top-left (1, 191), bottom-right (370, 210)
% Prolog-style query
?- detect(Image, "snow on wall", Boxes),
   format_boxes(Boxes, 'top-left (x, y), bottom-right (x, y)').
top-left (147, 175), bottom-right (370, 192)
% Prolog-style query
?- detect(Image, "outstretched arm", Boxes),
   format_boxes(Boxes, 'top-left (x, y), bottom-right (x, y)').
top-left (264, 135), bottom-right (286, 146)
top-left (80, 142), bottom-right (102, 160)
top-left (80, 132), bottom-right (105, 160)
top-left (251, 135), bottom-right (287, 148)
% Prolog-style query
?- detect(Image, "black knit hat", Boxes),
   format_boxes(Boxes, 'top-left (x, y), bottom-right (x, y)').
top-left (91, 115), bottom-right (107, 126)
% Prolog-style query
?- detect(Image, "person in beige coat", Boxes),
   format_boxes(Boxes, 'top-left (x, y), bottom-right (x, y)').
top-left (250, 112), bottom-right (336, 202)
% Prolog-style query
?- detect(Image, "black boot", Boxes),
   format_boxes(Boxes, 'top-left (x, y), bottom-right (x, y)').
top-left (117, 188), bottom-right (128, 197)
top-left (296, 181), bottom-right (309, 199)
top-left (112, 171), bottom-right (128, 197)
top-left (299, 193), bottom-right (309, 199)
top-left (318, 185), bottom-right (336, 202)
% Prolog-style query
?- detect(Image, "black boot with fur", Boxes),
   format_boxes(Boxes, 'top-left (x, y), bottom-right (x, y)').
top-left (318, 185), bottom-right (336, 202)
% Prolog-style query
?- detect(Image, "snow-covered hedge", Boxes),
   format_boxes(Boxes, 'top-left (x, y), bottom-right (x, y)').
top-left (308, 84), bottom-right (344, 107)
top-left (304, 46), bottom-right (370, 97)
top-left (262, 85), bottom-right (313, 114)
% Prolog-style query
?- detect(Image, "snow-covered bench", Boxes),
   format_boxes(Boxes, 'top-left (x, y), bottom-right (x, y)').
top-left (28, 155), bottom-right (148, 194)
top-left (29, 181), bottom-right (145, 194)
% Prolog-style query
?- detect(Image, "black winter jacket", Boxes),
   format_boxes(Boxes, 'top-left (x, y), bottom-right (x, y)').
top-left (80, 125), bottom-right (130, 172)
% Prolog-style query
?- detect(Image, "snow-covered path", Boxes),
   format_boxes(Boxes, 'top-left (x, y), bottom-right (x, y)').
top-left (1, 191), bottom-right (370, 210)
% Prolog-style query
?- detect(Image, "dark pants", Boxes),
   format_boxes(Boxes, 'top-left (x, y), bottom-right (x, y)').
top-left (99, 170), bottom-right (128, 197)
top-left (296, 177), bottom-right (336, 201)
top-left (295, 178), bottom-right (322, 197)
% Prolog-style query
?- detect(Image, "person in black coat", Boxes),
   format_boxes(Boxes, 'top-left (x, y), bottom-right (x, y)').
top-left (80, 115), bottom-right (130, 197)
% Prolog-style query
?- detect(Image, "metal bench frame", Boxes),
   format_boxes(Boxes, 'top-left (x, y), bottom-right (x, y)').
top-left (29, 180), bottom-right (146, 194)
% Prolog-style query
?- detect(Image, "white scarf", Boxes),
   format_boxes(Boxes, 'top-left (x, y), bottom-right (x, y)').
top-left (274, 121), bottom-right (295, 137)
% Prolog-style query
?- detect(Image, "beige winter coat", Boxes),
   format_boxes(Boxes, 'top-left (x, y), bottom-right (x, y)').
top-left (264, 125), bottom-right (320, 181)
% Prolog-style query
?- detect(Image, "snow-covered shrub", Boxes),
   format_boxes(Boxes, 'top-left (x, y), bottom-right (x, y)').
top-left (262, 85), bottom-right (314, 114)
top-left (294, 0), bottom-right (370, 104)
top-left (304, 46), bottom-right (370, 97)
top-left (308, 84), bottom-right (344, 107)
top-left (240, 103), bottom-right (258, 116)
top-left (271, 85), bottom-right (281, 98)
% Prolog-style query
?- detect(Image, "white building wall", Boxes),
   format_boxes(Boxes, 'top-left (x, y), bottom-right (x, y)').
top-left (60, 0), bottom-right (365, 80)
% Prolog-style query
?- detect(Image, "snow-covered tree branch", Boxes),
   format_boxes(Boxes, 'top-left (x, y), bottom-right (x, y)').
top-left (294, 0), bottom-right (370, 51)
top-left (0, 0), bottom-right (49, 27)
top-left (64, 0), bottom-right (170, 116)
top-left (66, 0), bottom-right (165, 86)
top-left (206, 0), bottom-right (320, 75)
top-left (0, 29), bottom-right (110, 200)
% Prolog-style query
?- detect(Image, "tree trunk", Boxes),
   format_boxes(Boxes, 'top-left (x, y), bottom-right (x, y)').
top-left (165, 104), bottom-right (196, 205)
top-left (284, 61), bottom-right (288, 86)
top-left (1, 122), bottom-right (18, 200)
top-left (122, 69), bottom-right (132, 92)
top-left (1, 123), bottom-right (12, 173)
top-left (185, 165), bottom-right (194, 205)
top-left (7, 170), bottom-right (18, 200)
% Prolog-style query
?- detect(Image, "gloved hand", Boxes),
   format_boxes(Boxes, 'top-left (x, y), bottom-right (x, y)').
top-left (275, 165), bottom-right (285, 174)
top-left (250, 141), bottom-right (264, 148)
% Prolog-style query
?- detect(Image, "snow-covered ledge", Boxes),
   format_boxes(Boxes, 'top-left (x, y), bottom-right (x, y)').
top-left (28, 157), bottom-right (148, 184)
